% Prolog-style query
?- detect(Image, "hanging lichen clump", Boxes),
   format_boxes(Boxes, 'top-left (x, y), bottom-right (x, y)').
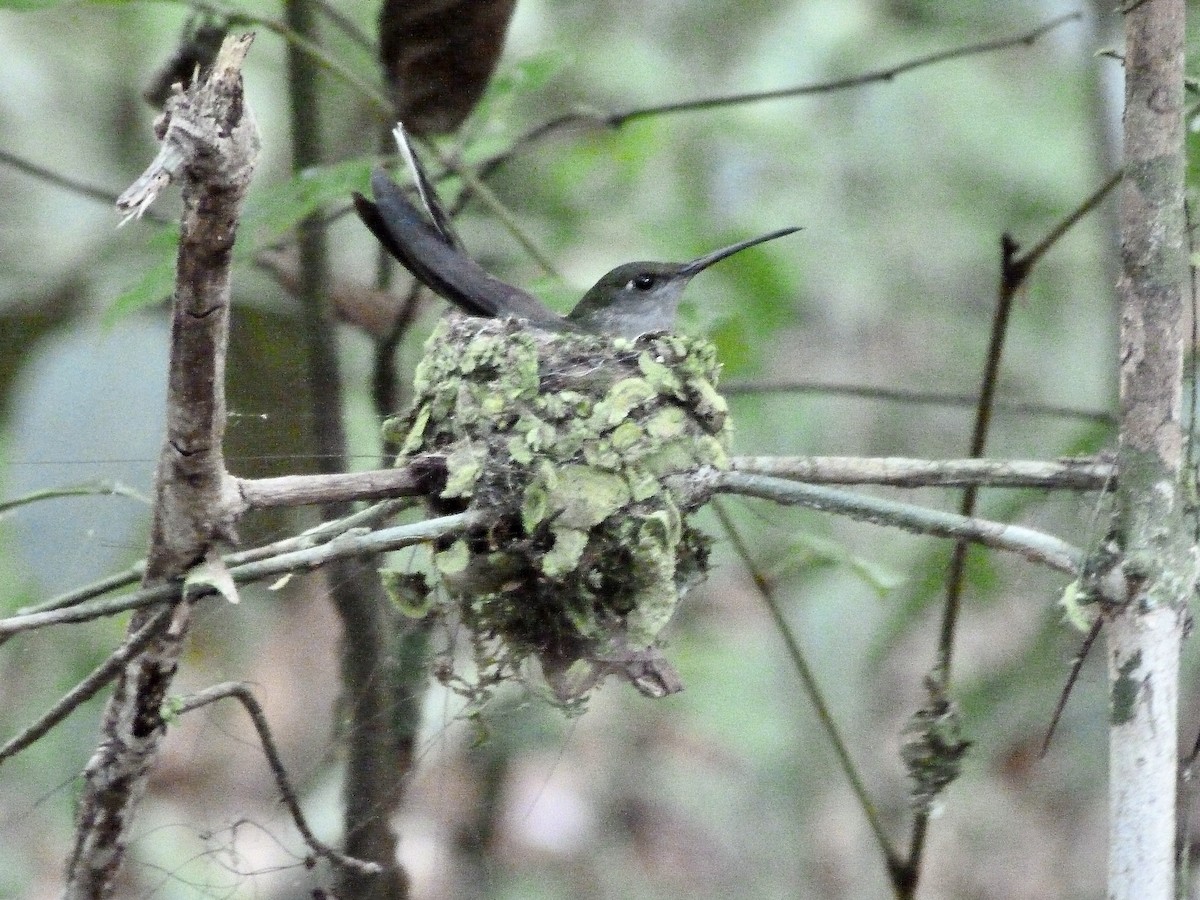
top-left (380, 314), bottom-right (731, 706)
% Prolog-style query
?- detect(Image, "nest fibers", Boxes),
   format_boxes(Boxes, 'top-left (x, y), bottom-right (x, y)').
top-left (382, 314), bottom-right (730, 706)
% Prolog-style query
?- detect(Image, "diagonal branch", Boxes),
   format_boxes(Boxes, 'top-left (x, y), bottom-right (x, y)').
top-left (0, 607), bottom-right (174, 766)
top-left (475, 13), bottom-right (1084, 177)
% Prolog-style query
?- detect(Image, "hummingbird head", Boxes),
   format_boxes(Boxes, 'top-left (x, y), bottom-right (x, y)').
top-left (567, 226), bottom-right (799, 338)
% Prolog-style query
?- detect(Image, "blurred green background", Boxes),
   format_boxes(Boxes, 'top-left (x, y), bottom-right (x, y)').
top-left (0, 0), bottom-right (1179, 897)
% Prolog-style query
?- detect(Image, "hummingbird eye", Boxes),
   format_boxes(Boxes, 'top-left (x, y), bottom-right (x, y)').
top-left (629, 273), bottom-right (657, 291)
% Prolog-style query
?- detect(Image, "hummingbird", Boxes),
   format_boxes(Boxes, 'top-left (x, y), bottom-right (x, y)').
top-left (354, 167), bottom-right (798, 339)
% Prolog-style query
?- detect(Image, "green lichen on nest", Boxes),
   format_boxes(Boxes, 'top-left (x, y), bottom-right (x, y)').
top-left (381, 314), bottom-right (730, 704)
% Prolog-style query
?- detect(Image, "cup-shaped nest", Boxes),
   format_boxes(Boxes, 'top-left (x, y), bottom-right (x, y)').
top-left (382, 314), bottom-right (730, 704)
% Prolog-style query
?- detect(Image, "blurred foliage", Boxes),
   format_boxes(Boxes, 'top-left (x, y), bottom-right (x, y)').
top-left (0, 0), bottom-right (1188, 898)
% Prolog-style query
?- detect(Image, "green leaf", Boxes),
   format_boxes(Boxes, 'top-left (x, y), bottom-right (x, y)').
top-left (1058, 579), bottom-right (1097, 632)
top-left (243, 157), bottom-right (377, 243)
top-left (547, 464), bottom-right (631, 529)
top-left (380, 548), bottom-right (438, 616)
top-left (434, 539), bottom-right (470, 575)
top-left (103, 225), bottom-right (180, 323)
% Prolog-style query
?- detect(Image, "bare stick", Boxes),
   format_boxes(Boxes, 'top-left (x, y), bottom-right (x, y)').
top-left (1039, 619), bottom-right (1103, 759)
top-left (0, 511), bottom-right (479, 639)
top-left (712, 502), bottom-right (903, 875)
top-left (611, 13), bottom-right (1082, 126)
top-left (475, 14), bottom-right (1083, 178)
top-left (234, 465), bottom-right (430, 510)
top-left (720, 379), bottom-right (1115, 424)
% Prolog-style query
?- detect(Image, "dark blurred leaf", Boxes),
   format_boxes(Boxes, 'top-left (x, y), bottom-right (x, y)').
top-left (379, 0), bottom-right (518, 134)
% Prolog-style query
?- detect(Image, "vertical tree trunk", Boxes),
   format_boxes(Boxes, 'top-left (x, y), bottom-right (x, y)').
top-left (1109, 3), bottom-right (1191, 898)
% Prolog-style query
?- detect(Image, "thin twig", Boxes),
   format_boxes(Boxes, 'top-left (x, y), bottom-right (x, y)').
top-left (610, 13), bottom-right (1083, 126)
top-left (1006, 172), bottom-right (1122, 282)
top-left (1039, 618), bottom-right (1103, 758)
top-left (0, 480), bottom-right (149, 513)
top-left (0, 149), bottom-right (170, 225)
top-left (174, 682), bottom-right (383, 875)
top-left (282, 0), bottom-right (409, 889)
top-left (9, 566), bottom-right (144, 618)
top-left (8, 499), bottom-right (410, 623)
top-left (712, 502), bottom-right (903, 875)
top-left (310, 0), bottom-right (373, 52)
top-left (903, 167), bottom-right (1120, 893)
top-left (185, 0), bottom-right (392, 113)
top-left (474, 13), bottom-right (1083, 177)
top-left (0, 511), bottom-right (479, 638)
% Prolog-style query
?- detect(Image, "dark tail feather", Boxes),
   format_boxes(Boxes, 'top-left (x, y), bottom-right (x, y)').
top-left (354, 169), bottom-right (568, 329)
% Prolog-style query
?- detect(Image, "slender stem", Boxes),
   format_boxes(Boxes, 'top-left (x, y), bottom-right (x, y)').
top-left (713, 503), bottom-right (903, 877)
top-left (175, 682), bottom-right (383, 875)
top-left (903, 170), bottom-right (1120, 892)
top-left (0, 512), bottom-right (479, 639)
top-left (611, 13), bottom-right (1082, 125)
top-left (0, 607), bottom-right (173, 765)
top-left (731, 456), bottom-right (1113, 491)
top-left (283, 7), bottom-right (411, 888)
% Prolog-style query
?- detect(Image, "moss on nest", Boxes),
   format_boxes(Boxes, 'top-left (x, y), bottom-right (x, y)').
top-left (381, 314), bottom-right (730, 705)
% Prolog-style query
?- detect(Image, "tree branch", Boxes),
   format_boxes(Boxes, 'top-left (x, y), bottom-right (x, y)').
top-left (0, 607), bottom-right (173, 766)
top-left (720, 378), bottom-right (1115, 424)
top-left (0, 511), bottom-right (479, 639)
top-left (732, 456), bottom-right (1114, 490)
top-left (173, 682), bottom-right (383, 876)
top-left (65, 35), bottom-right (259, 898)
top-left (708, 470), bottom-right (1083, 576)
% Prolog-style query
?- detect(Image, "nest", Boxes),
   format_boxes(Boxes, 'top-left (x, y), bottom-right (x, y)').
top-left (382, 314), bottom-right (730, 705)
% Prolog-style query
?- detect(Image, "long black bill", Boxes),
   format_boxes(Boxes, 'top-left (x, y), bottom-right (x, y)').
top-left (677, 226), bottom-right (802, 278)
